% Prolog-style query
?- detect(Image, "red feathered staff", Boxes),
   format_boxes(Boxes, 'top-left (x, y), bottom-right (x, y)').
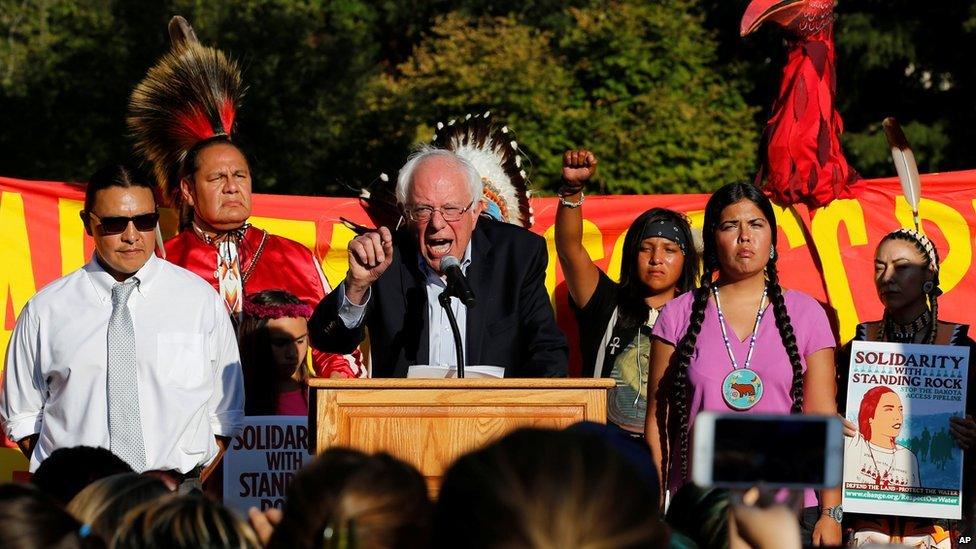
top-left (741, 0), bottom-right (861, 208)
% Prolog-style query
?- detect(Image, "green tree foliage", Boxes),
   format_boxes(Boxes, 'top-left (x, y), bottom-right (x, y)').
top-left (698, 0), bottom-right (976, 178)
top-left (556, 1), bottom-right (758, 194)
top-left (2, 0), bottom-right (971, 193)
top-left (833, 0), bottom-right (976, 177)
top-left (0, 0), bottom-right (168, 182)
top-left (369, 0), bottom-right (757, 194)
top-left (365, 13), bottom-right (581, 191)
top-left (174, 0), bottom-right (383, 194)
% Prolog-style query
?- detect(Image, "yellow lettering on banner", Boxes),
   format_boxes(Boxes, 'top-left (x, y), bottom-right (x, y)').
top-left (686, 210), bottom-right (705, 232)
top-left (0, 448), bottom-right (28, 483)
top-left (543, 225), bottom-right (556, 302)
top-left (0, 192), bottom-right (38, 371)
top-left (249, 215), bottom-right (321, 287)
top-left (58, 198), bottom-right (86, 274)
top-left (895, 197), bottom-right (971, 294)
top-left (608, 231), bottom-right (626, 282)
top-left (772, 204), bottom-right (809, 250)
top-left (810, 199), bottom-right (867, 342)
top-left (249, 216), bottom-right (317, 250)
top-left (323, 223), bottom-right (356, 290)
top-left (542, 221), bottom-right (604, 303)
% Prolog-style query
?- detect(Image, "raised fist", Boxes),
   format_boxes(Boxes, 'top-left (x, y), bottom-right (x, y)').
top-left (345, 226), bottom-right (393, 304)
top-left (562, 149), bottom-right (598, 189)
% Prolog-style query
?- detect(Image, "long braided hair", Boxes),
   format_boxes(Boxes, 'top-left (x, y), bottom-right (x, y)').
top-left (876, 229), bottom-right (942, 343)
top-left (664, 183), bottom-right (805, 486)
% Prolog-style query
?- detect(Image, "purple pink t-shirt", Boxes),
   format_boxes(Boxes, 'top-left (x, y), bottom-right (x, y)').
top-left (276, 388), bottom-right (309, 416)
top-left (653, 288), bottom-right (835, 506)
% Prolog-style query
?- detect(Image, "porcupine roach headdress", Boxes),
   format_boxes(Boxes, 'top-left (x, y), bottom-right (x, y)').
top-left (127, 16), bottom-right (244, 214)
top-left (355, 112), bottom-right (535, 232)
top-left (432, 112), bottom-right (534, 228)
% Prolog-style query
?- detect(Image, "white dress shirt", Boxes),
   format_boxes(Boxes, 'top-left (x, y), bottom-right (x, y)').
top-left (1, 254), bottom-right (244, 472)
top-left (338, 242), bottom-right (471, 366)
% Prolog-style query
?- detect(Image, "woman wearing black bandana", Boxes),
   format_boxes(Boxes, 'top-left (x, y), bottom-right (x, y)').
top-left (555, 149), bottom-right (699, 438)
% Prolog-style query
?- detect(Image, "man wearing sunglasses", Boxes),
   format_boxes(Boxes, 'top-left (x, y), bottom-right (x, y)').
top-left (309, 147), bottom-right (568, 378)
top-left (1, 165), bottom-right (244, 491)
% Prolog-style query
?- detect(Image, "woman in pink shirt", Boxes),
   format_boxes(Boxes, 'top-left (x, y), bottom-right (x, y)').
top-left (645, 183), bottom-right (840, 545)
top-left (239, 290), bottom-right (313, 416)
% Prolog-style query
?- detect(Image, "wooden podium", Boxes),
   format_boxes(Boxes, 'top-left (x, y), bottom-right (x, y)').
top-left (308, 378), bottom-right (614, 492)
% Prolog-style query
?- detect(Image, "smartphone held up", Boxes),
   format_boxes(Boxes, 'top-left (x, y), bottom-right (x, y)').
top-left (692, 412), bottom-right (844, 489)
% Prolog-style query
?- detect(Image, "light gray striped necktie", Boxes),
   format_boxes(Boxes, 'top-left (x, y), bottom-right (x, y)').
top-left (107, 279), bottom-right (147, 470)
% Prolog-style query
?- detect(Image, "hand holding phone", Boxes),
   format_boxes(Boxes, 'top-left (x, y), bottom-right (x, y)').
top-left (692, 412), bottom-right (844, 489)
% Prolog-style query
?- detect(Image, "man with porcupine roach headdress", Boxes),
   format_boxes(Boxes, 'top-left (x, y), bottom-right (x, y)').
top-left (127, 16), bottom-right (361, 379)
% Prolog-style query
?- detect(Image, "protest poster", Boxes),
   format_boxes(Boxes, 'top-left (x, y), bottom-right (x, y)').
top-left (223, 415), bottom-right (310, 515)
top-left (843, 340), bottom-right (969, 519)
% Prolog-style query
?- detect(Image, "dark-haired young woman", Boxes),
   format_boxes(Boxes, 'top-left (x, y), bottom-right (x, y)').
top-left (556, 150), bottom-right (699, 438)
top-left (239, 289), bottom-right (314, 416)
top-left (645, 183), bottom-right (841, 545)
top-left (836, 229), bottom-right (976, 545)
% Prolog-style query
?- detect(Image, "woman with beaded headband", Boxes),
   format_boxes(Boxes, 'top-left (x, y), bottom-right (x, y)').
top-left (239, 289), bottom-right (315, 416)
top-left (555, 149), bottom-right (699, 439)
top-left (645, 183), bottom-right (841, 545)
top-left (836, 229), bottom-right (976, 545)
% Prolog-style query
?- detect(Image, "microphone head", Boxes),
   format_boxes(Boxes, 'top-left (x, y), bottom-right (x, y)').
top-left (440, 255), bottom-right (462, 270)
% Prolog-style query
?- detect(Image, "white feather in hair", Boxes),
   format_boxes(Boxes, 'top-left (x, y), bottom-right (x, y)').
top-left (883, 117), bottom-right (922, 231)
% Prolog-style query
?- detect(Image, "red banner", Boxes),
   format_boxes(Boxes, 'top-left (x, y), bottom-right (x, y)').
top-left (2, 172), bottom-right (976, 378)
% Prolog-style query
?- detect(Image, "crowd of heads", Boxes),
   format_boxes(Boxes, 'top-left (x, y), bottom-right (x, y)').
top-left (0, 424), bottom-right (682, 549)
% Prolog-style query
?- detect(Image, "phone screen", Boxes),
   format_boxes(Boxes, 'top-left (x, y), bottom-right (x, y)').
top-left (711, 416), bottom-right (827, 486)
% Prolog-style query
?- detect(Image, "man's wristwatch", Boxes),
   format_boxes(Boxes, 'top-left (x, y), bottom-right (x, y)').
top-left (821, 505), bottom-right (843, 523)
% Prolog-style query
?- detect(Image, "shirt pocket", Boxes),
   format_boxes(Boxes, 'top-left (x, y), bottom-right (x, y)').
top-left (157, 332), bottom-right (211, 389)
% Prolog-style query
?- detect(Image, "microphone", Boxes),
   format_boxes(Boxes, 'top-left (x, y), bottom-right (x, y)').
top-left (440, 255), bottom-right (476, 308)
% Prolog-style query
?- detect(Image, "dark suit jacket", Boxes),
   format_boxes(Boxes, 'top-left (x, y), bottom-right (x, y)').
top-left (310, 219), bottom-right (568, 378)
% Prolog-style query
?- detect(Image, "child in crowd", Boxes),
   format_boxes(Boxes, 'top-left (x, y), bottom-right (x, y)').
top-left (0, 483), bottom-right (101, 548)
top-left (266, 448), bottom-right (431, 549)
top-left (239, 289), bottom-right (317, 416)
top-left (67, 473), bottom-right (169, 544)
top-left (113, 494), bottom-right (260, 548)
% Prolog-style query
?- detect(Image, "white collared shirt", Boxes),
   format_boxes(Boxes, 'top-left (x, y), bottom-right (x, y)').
top-left (1, 254), bottom-right (244, 473)
top-left (418, 245), bottom-right (471, 367)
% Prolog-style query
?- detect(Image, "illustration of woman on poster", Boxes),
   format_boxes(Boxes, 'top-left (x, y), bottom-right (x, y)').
top-left (844, 386), bottom-right (921, 489)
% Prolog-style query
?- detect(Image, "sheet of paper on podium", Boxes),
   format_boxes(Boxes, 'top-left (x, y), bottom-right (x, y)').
top-left (407, 365), bottom-right (505, 379)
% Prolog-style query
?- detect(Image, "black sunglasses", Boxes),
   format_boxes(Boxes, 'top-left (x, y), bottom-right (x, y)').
top-left (83, 211), bottom-right (160, 235)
